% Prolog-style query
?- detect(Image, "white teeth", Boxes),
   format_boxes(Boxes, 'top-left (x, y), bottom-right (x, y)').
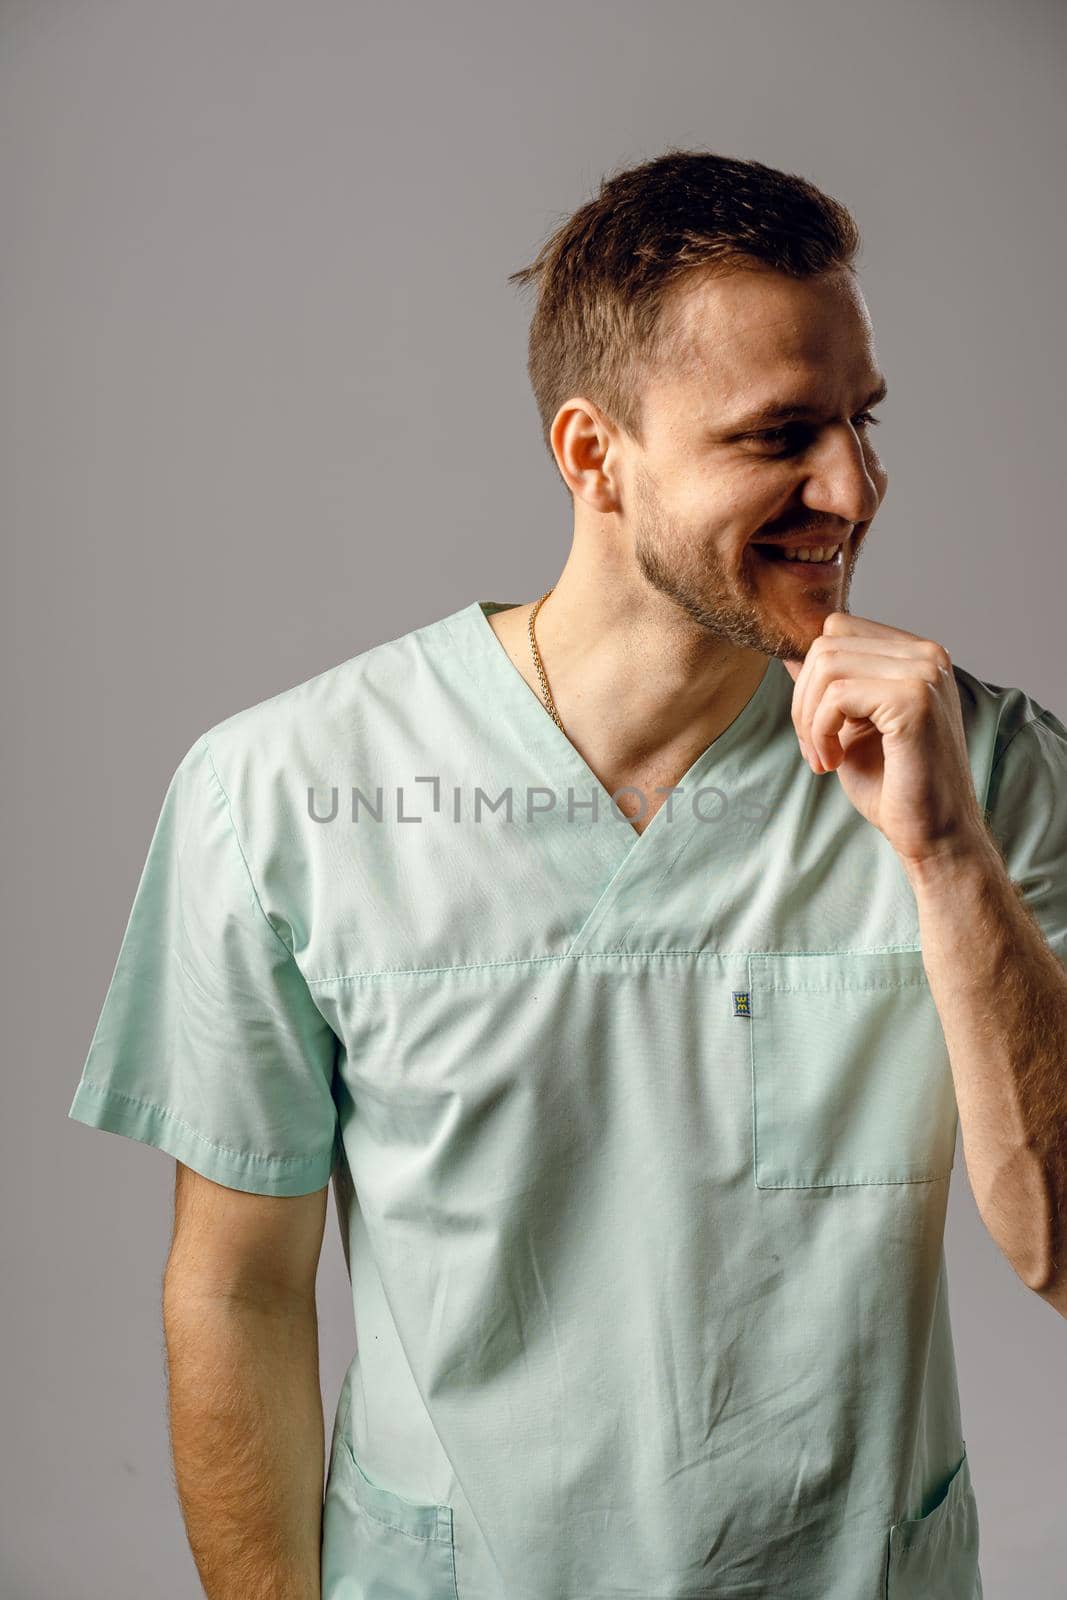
top-left (783, 545), bottom-right (837, 563)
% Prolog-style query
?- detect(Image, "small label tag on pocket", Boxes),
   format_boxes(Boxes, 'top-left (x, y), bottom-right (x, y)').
top-left (732, 990), bottom-right (752, 1017)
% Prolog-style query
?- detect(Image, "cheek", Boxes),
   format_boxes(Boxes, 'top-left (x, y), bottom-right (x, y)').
top-left (731, 470), bottom-right (805, 532)
top-left (729, 458), bottom-right (782, 492)
top-left (678, 463), bottom-right (799, 546)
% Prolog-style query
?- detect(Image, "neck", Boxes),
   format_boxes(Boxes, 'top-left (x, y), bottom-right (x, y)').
top-left (489, 560), bottom-right (771, 806)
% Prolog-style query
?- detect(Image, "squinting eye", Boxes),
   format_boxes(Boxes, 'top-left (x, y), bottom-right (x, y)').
top-left (753, 411), bottom-right (882, 452)
top-left (752, 424), bottom-right (810, 451)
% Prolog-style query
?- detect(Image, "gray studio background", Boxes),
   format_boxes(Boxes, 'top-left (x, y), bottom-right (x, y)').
top-left (3, 0), bottom-right (1064, 1594)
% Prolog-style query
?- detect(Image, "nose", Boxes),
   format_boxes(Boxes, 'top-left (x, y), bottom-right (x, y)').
top-left (799, 421), bottom-right (884, 527)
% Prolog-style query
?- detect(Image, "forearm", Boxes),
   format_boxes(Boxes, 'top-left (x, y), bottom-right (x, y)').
top-left (904, 835), bottom-right (1067, 1313)
top-left (162, 1280), bottom-right (325, 1599)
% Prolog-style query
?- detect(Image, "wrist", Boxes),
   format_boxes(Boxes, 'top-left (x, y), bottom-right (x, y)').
top-left (900, 827), bottom-right (1005, 897)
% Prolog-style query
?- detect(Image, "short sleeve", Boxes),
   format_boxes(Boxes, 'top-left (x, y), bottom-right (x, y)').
top-left (982, 710), bottom-right (1067, 968)
top-left (68, 735), bottom-right (341, 1196)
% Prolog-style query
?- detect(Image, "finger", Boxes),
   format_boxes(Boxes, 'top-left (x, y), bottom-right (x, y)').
top-left (813, 669), bottom-right (945, 768)
top-left (809, 676), bottom-right (896, 768)
top-left (821, 611), bottom-right (930, 644)
top-left (798, 655), bottom-right (938, 766)
top-left (793, 636), bottom-right (937, 725)
top-left (802, 634), bottom-right (932, 655)
top-left (793, 648), bottom-right (915, 757)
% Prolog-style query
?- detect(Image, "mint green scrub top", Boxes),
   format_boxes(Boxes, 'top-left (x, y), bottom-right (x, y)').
top-left (68, 599), bottom-right (1067, 1600)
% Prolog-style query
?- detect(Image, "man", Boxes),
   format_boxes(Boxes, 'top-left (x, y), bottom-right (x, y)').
top-left (68, 149), bottom-right (1067, 1599)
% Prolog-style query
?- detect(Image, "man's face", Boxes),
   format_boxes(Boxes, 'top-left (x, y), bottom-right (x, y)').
top-left (623, 264), bottom-right (888, 661)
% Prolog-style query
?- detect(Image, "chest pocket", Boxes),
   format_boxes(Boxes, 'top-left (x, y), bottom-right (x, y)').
top-left (746, 948), bottom-right (959, 1189)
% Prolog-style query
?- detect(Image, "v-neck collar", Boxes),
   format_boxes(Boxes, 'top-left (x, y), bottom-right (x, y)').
top-left (437, 598), bottom-right (791, 956)
top-left (447, 597), bottom-right (785, 847)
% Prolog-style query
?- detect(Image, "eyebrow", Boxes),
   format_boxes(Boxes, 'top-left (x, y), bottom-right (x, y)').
top-left (723, 377), bottom-right (888, 434)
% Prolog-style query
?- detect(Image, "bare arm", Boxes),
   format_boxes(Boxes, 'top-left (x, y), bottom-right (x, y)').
top-left (904, 837), bottom-right (1067, 1318)
top-left (161, 1163), bottom-right (330, 1599)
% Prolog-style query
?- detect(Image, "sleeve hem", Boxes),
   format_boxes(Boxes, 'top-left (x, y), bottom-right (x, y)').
top-left (67, 1078), bottom-right (335, 1197)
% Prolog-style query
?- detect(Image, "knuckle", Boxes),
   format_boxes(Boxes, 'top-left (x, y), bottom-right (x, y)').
top-left (921, 640), bottom-right (952, 673)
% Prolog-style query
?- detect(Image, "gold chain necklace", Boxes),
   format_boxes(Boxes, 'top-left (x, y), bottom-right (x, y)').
top-left (528, 588), bottom-right (566, 734)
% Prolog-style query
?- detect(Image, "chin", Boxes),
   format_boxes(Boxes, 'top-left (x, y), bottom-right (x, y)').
top-left (766, 612), bottom-right (828, 660)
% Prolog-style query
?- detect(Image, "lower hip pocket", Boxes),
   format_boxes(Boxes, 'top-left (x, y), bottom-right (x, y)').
top-left (320, 1426), bottom-right (459, 1600)
top-left (887, 1445), bottom-right (982, 1598)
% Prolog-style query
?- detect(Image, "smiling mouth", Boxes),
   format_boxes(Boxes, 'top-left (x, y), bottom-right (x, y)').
top-left (750, 541), bottom-right (846, 568)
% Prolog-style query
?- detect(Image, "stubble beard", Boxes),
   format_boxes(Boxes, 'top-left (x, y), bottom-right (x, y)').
top-left (632, 498), bottom-right (858, 663)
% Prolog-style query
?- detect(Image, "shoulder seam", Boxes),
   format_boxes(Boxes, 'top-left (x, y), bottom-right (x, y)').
top-left (982, 715), bottom-right (1044, 814)
top-left (198, 736), bottom-right (297, 962)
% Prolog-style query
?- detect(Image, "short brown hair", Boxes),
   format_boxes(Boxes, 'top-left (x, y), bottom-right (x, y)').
top-left (508, 147), bottom-right (861, 475)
